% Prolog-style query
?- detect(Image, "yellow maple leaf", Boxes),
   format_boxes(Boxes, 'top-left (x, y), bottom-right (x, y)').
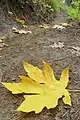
top-left (1, 61), bottom-right (71, 113)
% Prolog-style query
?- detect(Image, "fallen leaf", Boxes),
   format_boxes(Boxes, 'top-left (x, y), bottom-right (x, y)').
top-left (39, 24), bottom-right (50, 29)
top-left (52, 25), bottom-right (65, 30)
top-left (60, 23), bottom-right (72, 27)
top-left (68, 46), bottom-right (80, 56)
top-left (52, 22), bottom-right (72, 30)
top-left (49, 42), bottom-right (64, 49)
top-left (12, 27), bottom-right (32, 34)
top-left (17, 30), bottom-right (32, 34)
top-left (16, 18), bottom-right (25, 25)
top-left (1, 61), bottom-right (71, 113)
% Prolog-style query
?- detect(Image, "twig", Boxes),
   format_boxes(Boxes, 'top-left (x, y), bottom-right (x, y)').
top-left (68, 89), bottom-right (80, 92)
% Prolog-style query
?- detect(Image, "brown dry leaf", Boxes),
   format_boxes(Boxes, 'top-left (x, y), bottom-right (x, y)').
top-left (52, 25), bottom-right (65, 30)
top-left (39, 24), bottom-right (50, 29)
top-left (12, 27), bottom-right (32, 34)
top-left (52, 22), bottom-right (72, 30)
top-left (49, 42), bottom-right (64, 49)
top-left (60, 22), bottom-right (73, 27)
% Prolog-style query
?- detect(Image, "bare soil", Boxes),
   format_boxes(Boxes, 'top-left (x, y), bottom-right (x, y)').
top-left (0, 7), bottom-right (80, 120)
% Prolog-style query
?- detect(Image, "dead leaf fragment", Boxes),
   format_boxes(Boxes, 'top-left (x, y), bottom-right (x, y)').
top-left (52, 22), bottom-right (72, 30)
top-left (39, 24), bottom-right (50, 29)
top-left (12, 27), bottom-right (32, 34)
top-left (49, 42), bottom-right (64, 49)
top-left (68, 46), bottom-right (80, 56)
top-left (1, 61), bottom-right (71, 113)
top-left (17, 30), bottom-right (32, 34)
top-left (52, 25), bottom-right (65, 30)
top-left (60, 22), bottom-right (72, 27)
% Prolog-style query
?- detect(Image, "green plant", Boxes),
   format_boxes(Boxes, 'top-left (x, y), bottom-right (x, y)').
top-left (49, 0), bottom-right (63, 13)
top-left (67, 0), bottom-right (80, 20)
top-left (33, 0), bottom-right (63, 14)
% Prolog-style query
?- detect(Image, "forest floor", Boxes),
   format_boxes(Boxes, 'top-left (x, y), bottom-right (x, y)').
top-left (0, 7), bottom-right (80, 120)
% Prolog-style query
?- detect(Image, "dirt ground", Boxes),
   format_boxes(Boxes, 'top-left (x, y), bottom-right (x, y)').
top-left (0, 7), bottom-right (80, 120)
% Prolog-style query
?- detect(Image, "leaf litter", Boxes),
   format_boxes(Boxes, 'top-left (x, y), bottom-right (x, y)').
top-left (52, 22), bottom-right (72, 30)
top-left (38, 23), bottom-right (72, 30)
top-left (12, 27), bottom-right (32, 34)
top-left (49, 42), bottom-right (64, 49)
